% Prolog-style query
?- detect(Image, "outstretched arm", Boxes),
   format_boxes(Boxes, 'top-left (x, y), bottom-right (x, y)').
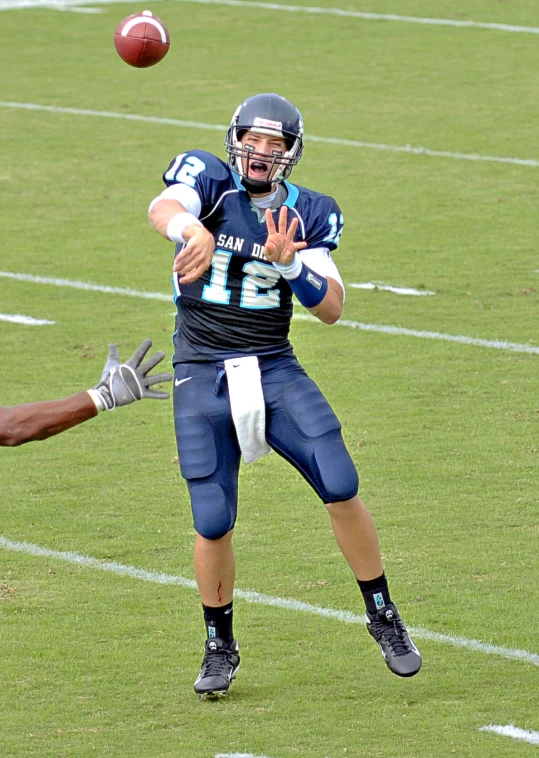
top-left (0, 339), bottom-right (172, 447)
top-left (0, 393), bottom-right (97, 447)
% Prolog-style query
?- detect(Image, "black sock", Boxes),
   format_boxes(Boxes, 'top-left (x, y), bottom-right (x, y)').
top-left (357, 573), bottom-right (392, 615)
top-left (202, 601), bottom-right (234, 643)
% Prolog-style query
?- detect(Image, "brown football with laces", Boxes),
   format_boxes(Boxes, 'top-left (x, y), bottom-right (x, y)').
top-left (114, 11), bottom-right (170, 68)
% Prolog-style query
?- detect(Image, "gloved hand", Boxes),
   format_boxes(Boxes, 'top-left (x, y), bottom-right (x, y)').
top-left (89, 339), bottom-right (172, 411)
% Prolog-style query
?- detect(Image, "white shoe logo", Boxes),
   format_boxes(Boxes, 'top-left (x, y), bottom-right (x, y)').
top-left (175, 377), bottom-right (192, 387)
top-left (409, 639), bottom-right (420, 656)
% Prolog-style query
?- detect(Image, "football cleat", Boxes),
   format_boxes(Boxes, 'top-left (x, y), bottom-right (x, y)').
top-left (366, 604), bottom-right (422, 678)
top-left (194, 638), bottom-right (240, 698)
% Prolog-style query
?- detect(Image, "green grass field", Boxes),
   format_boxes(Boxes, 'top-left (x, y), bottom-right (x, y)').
top-left (1, 1), bottom-right (538, 756)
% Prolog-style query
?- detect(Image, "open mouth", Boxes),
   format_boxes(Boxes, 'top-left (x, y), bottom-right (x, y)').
top-left (249, 160), bottom-right (269, 177)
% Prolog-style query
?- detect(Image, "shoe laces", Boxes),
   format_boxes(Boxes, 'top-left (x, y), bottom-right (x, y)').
top-left (372, 614), bottom-right (413, 657)
top-left (201, 646), bottom-right (236, 676)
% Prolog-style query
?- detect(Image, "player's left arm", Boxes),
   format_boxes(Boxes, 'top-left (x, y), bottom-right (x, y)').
top-left (298, 258), bottom-right (344, 324)
top-left (263, 207), bottom-right (344, 324)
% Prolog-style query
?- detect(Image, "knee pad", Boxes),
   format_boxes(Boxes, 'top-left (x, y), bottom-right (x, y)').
top-left (175, 409), bottom-right (218, 480)
top-left (189, 482), bottom-right (236, 540)
top-left (314, 440), bottom-right (359, 503)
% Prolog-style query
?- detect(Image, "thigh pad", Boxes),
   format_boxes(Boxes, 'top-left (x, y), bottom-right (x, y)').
top-left (282, 376), bottom-right (342, 438)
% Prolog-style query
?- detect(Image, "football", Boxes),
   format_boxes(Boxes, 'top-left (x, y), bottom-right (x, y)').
top-left (114, 10), bottom-right (170, 68)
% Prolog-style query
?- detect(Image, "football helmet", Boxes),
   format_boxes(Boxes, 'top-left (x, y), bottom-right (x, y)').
top-left (225, 93), bottom-right (304, 193)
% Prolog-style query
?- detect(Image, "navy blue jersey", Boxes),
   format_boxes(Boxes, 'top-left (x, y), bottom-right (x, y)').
top-left (162, 150), bottom-right (344, 363)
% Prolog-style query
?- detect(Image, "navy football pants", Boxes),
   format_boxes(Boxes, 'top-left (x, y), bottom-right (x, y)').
top-left (173, 354), bottom-right (359, 539)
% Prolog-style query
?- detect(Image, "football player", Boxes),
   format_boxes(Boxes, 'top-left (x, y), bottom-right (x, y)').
top-left (149, 93), bottom-right (421, 698)
top-left (0, 339), bottom-right (172, 447)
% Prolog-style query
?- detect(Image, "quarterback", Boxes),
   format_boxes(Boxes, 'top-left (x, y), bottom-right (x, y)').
top-left (149, 93), bottom-right (421, 697)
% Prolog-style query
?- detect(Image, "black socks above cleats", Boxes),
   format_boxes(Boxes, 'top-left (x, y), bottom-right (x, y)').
top-left (202, 601), bottom-right (234, 643)
top-left (357, 573), bottom-right (392, 616)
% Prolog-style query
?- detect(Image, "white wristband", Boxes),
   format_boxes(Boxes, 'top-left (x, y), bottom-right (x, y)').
top-left (272, 256), bottom-right (303, 280)
top-left (87, 389), bottom-right (105, 412)
top-left (166, 212), bottom-right (203, 243)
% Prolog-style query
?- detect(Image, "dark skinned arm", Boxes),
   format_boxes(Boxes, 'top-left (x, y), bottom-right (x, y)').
top-left (0, 392), bottom-right (98, 447)
top-left (0, 340), bottom-right (173, 448)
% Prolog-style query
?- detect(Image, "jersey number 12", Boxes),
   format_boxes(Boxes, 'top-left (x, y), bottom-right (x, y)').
top-left (202, 250), bottom-right (281, 309)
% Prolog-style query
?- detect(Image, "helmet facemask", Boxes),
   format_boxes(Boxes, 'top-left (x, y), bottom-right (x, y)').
top-left (225, 95), bottom-right (304, 193)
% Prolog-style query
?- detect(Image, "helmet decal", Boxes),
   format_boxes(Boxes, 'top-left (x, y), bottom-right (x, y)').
top-left (253, 117), bottom-right (283, 132)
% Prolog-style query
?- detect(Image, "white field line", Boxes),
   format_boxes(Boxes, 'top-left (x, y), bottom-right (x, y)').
top-left (0, 101), bottom-right (226, 132)
top-left (1, 101), bottom-right (539, 169)
top-left (479, 724), bottom-right (539, 746)
top-left (1, 536), bottom-right (539, 668)
top-left (2, 270), bottom-right (538, 356)
top-left (293, 313), bottom-right (539, 355)
top-left (349, 282), bottom-right (436, 296)
top-left (0, 0), bottom-right (105, 7)
top-left (0, 0), bottom-right (102, 9)
top-left (216, 754), bottom-right (274, 758)
top-left (0, 271), bottom-right (171, 302)
top-left (2, 0), bottom-right (539, 37)
top-left (51, 4), bottom-right (107, 11)
top-left (0, 312), bottom-right (55, 325)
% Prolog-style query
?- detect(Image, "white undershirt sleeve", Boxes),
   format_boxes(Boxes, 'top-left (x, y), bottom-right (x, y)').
top-left (148, 183), bottom-right (202, 217)
top-left (297, 247), bottom-right (345, 301)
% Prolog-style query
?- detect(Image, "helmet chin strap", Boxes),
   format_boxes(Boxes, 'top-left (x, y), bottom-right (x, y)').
top-left (241, 175), bottom-right (274, 194)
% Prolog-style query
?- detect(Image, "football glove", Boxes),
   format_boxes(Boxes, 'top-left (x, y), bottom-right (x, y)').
top-left (90, 339), bottom-right (172, 411)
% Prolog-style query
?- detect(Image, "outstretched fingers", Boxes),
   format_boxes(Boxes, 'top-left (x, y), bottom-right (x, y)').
top-left (139, 350), bottom-right (166, 376)
top-left (265, 207), bottom-right (299, 240)
top-left (287, 216), bottom-right (299, 240)
top-left (107, 344), bottom-right (120, 364)
top-left (126, 338), bottom-right (152, 369)
top-left (143, 388), bottom-right (171, 400)
top-left (99, 343), bottom-right (121, 381)
top-left (278, 205), bottom-right (289, 235)
top-left (265, 208), bottom-right (277, 235)
top-left (144, 371), bottom-right (173, 388)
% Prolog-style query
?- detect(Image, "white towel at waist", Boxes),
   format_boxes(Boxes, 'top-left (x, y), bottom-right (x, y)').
top-left (224, 356), bottom-right (271, 464)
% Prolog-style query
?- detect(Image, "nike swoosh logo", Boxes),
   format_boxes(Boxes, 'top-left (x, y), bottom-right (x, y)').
top-left (175, 377), bottom-right (192, 387)
top-left (409, 640), bottom-right (420, 656)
